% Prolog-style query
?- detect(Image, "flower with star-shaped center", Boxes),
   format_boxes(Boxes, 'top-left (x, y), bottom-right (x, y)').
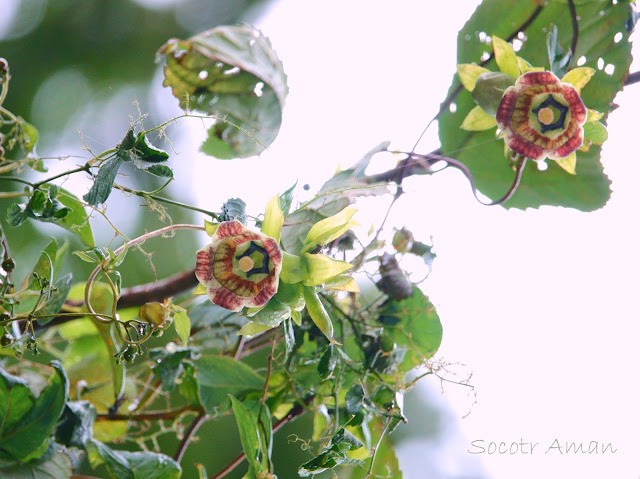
top-left (195, 220), bottom-right (283, 311)
top-left (496, 71), bottom-right (587, 161)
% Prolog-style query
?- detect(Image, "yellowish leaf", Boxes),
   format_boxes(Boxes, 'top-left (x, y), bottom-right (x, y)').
top-left (193, 283), bottom-right (207, 295)
top-left (492, 35), bottom-right (519, 78)
top-left (516, 56), bottom-right (544, 73)
top-left (460, 106), bottom-right (497, 131)
top-left (303, 253), bottom-right (353, 286)
top-left (555, 152), bottom-right (577, 175)
top-left (561, 67), bottom-right (596, 92)
top-left (325, 275), bottom-right (360, 292)
top-left (204, 219), bottom-right (218, 237)
top-left (456, 63), bottom-right (490, 91)
top-left (261, 194), bottom-right (284, 243)
top-left (238, 321), bottom-right (273, 337)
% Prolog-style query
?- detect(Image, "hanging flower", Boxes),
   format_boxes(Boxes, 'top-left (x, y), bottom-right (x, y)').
top-left (496, 71), bottom-right (587, 161)
top-left (195, 220), bottom-right (283, 311)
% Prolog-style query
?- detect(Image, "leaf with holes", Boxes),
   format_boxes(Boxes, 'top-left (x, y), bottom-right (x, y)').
top-left (438, 0), bottom-right (633, 210)
top-left (158, 24), bottom-right (288, 159)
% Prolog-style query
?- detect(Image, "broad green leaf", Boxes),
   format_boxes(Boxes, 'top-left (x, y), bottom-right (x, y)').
top-left (229, 396), bottom-right (263, 478)
top-left (173, 309), bottom-right (191, 346)
top-left (0, 361), bottom-right (69, 462)
top-left (159, 24), bottom-right (288, 159)
top-left (149, 347), bottom-right (193, 392)
top-left (491, 35), bottom-right (519, 77)
top-left (86, 440), bottom-right (149, 479)
top-left (470, 71), bottom-right (515, 115)
top-left (55, 400), bottom-right (96, 448)
top-left (460, 105), bottom-right (497, 131)
top-left (302, 206), bottom-right (357, 253)
top-left (561, 67), bottom-right (596, 92)
top-left (584, 121), bottom-right (608, 145)
top-left (456, 63), bottom-right (490, 91)
top-left (302, 254), bottom-right (353, 286)
top-left (438, 0), bottom-right (632, 210)
top-left (280, 252), bottom-right (308, 284)
top-left (303, 286), bottom-right (338, 345)
top-left (0, 450), bottom-right (72, 479)
top-left (380, 287), bottom-right (442, 371)
top-left (195, 356), bottom-right (263, 413)
top-left (238, 321), bottom-right (273, 337)
top-left (555, 152), bottom-right (576, 175)
top-left (261, 194), bottom-right (284, 243)
top-left (46, 186), bottom-right (94, 247)
top-left (145, 164), bottom-right (174, 178)
top-left (119, 451), bottom-right (181, 479)
top-left (83, 156), bottom-right (124, 206)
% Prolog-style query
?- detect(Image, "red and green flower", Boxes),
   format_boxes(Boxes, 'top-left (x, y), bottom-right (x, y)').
top-left (457, 35), bottom-right (608, 175)
top-left (195, 220), bottom-right (283, 311)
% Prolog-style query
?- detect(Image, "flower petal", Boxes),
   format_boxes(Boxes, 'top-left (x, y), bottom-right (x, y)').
top-left (496, 86), bottom-right (518, 129)
top-left (562, 84), bottom-right (587, 125)
top-left (515, 71), bottom-right (560, 88)
top-left (549, 127), bottom-right (584, 160)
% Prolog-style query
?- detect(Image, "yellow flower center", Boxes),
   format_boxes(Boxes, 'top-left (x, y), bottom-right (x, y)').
top-left (238, 256), bottom-right (255, 272)
top-left (537, 107), bottom-right (554, 125)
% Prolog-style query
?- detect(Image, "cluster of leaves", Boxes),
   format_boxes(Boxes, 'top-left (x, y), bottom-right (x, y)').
top-left (0, 1), bottom-right (636, 478)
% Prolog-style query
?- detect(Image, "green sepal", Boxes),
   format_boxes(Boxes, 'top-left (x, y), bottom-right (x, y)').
top-left (302, 205), bottom-right (357, 253)
top-left (302, 254), bottom-right (353, 286)
top-left (261, 194), bottom-right (284, 243)
top-left (471, 72), bottom-right (515, 116)
top-left (280, 251), bottom-right (309, 284)
top-left (491, 35), bottom-right (519, 78)
top-left (460, 105), bottom-right (497, 131)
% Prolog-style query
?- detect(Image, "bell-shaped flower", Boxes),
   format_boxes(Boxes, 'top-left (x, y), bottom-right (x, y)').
top-left (195, 220), bottom-right (283, 311)
top-left (496, 71), bottom-right (587, 162)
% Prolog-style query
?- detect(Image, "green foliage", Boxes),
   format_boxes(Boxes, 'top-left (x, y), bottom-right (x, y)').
top-left (0, 362), bottom-right (68, 464)
top-left (298, 427), bottom-right (363, 476)
top-left (439, 0), bottom-right (633, 210)
top-left (159, 24), bottom-right (288, 159)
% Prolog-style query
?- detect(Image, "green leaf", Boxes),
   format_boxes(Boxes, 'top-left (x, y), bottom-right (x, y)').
top-left (546, 24), bottom-right (571, 77)
top-left (280, 252), bottom-right (308, 284)
top-left (45, 186), bottom-right (94, 247)
top-left (298, 428), bottom-right (363, 477)
top-left (249, 298), bottom-right (290, 328)
top-left (261, 194), bottom-right (284, 243)
top-left (238, 321), bottom-right (273, 337)
top-left (18, 118), bottom-right (38, 154)
top-left (555, 152), bottom-right (576, 175)
top-left (456, 63), bottom-right (490, 91)
top-left (132, 132), bottom-right (170, 164)
top-left (199, 126), bottom-right (237, 159)
top-left (583, 121), bottom-right (608, 145)
top-left (302, 254), bottom-right (353, 286)
top-left (54, 400), bottom-right (96, 448)
top-left (195, 356), bottom-right (263, 413)
top-left (83, 156), bottom-right (124, 206)
top-left (470, 71), bottom-right (515, 115)
top-left (37, 273), bottom-right (73, 323)
top-left (87, 440), bottom-right (179, 479)
top-left (0, 450), bottom-right (72, 479)
top-left (302, 286), bottom-right (338, 345)
top-left (380, 287), bottom-right (442, 371)
top-left (460, 105), bottom-right (497, 131)
top-left (173, 309), bottom-right (191, 346)
top-left (278, 181), bottom-right (297, 217)
top-left (119, 451), bottom-right (181, 479)
top-left (0, 361), bottom-right (69, 462)
top-left (302, 206), bottom-right (357, 254)
top-left (149, 347), bottom-right (193, 392)
top-left (491, 35), bottom-right (519, 78)
top-left (561, 67), bottom-right (596, 93)
top-left (6, 204), bottom-right (27, 227)
top-left (145, 164), bottom-right (174, 178)
top-left (229, 396), bottom-right (264, 478)
top-left (86, 439), bottom-right (133, 479)
top-left (159, 24), bottom-right (288, 159)
top-left (438, 0), bottom-right (632, 210)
